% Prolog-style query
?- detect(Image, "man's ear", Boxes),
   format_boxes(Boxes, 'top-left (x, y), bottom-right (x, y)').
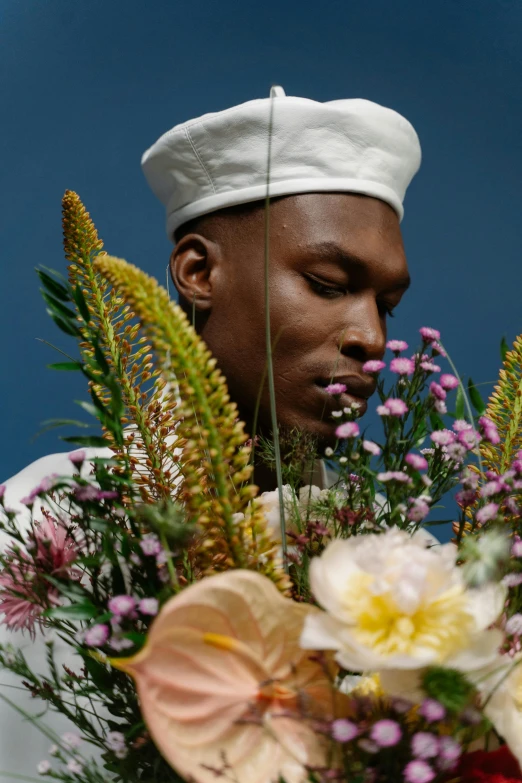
top-left (169, 234), bottom-right (220, 312)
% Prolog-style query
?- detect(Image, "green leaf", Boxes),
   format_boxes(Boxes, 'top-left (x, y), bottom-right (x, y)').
top-left (47, 310), bottom-right (82, 337)
top-left (72, 284), bottom-right (92, 324)
top-left (429, 412), bottom-right (444, 431)
top-left (75, 400), bottom-right (99, 418)
top-left (38, 418), bottom-right (90, 433)
top-left (61, 435), bottom-right (109, 448)
top-left (468, 378), bottom-right (486, 415)
top-left (36, 269), bottom-right (70, 302)
top-left (43, 575), bottom-right (90, 601)
top-left (47, 361), bottom-right (83, 371)
top-left (43, 602), bottom-right (98, 620)
top-left (41, 291), bottom-right (78, 321)
top-left (83, 656), bottom-right (113, 690)
top-left (93, 338), bottom-right (110, 375)
top-left (455, 383), bottom-right (465, 420)
top-left (500, 336), bottom-right (509, 362)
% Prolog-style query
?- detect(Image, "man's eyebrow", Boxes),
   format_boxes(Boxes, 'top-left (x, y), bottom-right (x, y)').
top-left (304, 241), bottom-right (411, 291)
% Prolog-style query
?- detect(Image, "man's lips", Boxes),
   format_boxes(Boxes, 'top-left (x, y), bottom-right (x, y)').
top-left (315, 375), bottom-right (376, 419)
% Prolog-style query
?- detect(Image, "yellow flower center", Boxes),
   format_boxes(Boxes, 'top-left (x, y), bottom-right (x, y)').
top-left (344, 573), bottom-right (474, 661)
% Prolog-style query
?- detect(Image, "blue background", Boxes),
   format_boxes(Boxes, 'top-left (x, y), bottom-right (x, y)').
top-left (1, 0), bottom-right (521, 537)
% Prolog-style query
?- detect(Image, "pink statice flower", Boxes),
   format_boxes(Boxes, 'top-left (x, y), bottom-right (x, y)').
top-left (458, 429), bottom-right (481, 450)
top-left (370, 719), bottom-right (401, 747)
top-left (480, 480), bottom-right (503, 498)
top-left (325, 383), bottom-right (347, 395)
top-left (418, 699), bottom-right (446, 723)
top-left (405, 453), bottom-right (429, 471)
top-left (37, 761), bottom-right (51, 775)
top-left (377, 471), bottom-right (412, 484)
top-left (106, 731), bottom-right (127, 759)
top-left (68, 450), bottom-right (86, 465)
top-left (475, 502), bottom-right (499, 524)
top-left (387, 339), bottom-right (409, 352)
top-left (420, 360), bottom-right (441, 373)
top-left (430, 341), bottom-right (446, 357)
top-left (440, 373), bottom-right (459, 390)
top-left (0, 515), bottom-right (80, 638)
top-left (0, 485), bottom-right (5, 501)
top-left (84, 624), bottom-right (110, 648)
top-left (362, 360), bottom-right (386, 373)
top-left (404, 759), bottom-right (435, 783)
top-left (139, 533), bottom-right (162, 557)
top-left (390, 357), bottom-right (415, 375)
top-left (331, 719), bottom-right (359, 742)
top-left (429, 381), bottom-right (446, 401)
top-left (445, 442), bottom-right (467, 463)
top-left (66, 760), bottom-right (83, 775)
top-left (456, 489), bottom-right (477, 508)
top-left (430, 429), bottom-right (455, 446)
top-left (336, 422), bottom-right (360, 439)
top-left (503, 573), bottom-right (522, 588)
top-left (363, 440), bottom-right (381, 456)
top-left (108, 595), bottom-right (136, 617)
top-left (479, 416), bottom-right (500, 445)
top-left (407, 497), bottom-right (431, 522)
top-left (505, 613), bottom-right (522, 636)
top-left (139, 598), bottom-right (159, 616)
top-left (512, 537), bottom-right (522, 557)
top-left (419, 327), bottom-right (440, 342)
top-left (453, 419), bottom-right (473, 432)
top-left (379, 398), bottom-right (408, 417)
top-left (438, 736), bottom-right (461, 767)
top-left (62, 732), bottom-right (82, 749)
top-left (411, 732), bottom-right (439, 759)
top-left (433, 399), bottom-right (447, 414)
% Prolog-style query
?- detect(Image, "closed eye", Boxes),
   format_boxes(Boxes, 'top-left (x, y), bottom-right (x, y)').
top-left (306, 275), bottom-right (346, 299)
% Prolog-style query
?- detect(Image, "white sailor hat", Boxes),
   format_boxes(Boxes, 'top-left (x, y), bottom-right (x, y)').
top-left (141, 86), bottom-right (421, 240)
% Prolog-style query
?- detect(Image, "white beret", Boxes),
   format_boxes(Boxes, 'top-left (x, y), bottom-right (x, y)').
top-left (141, 87), bottom-right (421, 240)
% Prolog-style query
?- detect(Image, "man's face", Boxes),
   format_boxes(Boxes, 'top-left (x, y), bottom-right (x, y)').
top-left (180, 193), bottom-right (410, 444)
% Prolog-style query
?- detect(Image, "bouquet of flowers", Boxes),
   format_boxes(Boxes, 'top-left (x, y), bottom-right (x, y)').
top-left (1, 192), bottom-right (522, 783)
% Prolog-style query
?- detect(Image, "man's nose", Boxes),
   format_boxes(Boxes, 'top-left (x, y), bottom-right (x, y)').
top-left (338, 296), bottom-right (386, 362)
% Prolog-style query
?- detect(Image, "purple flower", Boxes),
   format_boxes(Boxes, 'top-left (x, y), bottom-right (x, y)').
top-left (37, 761), bottom-right (51, 775)
top-left (479, 416), bottom-right (500, 445)
top-left (505, 613), bottom-right (522, 635)
top-left (387, 339), bottom-right (409, 352)
top-left (438, 736), bottom-right (461, 764)
top-left (325, 382), bottom-right (347, 395)
top-left (139, 598), bottom-right (159, 616)
top-left (445, 442), bottom-right (467, 463)
top-left (84, 624), bottom-right (110, 648)
top-left (62, 732), bottom-right (82, 749)
top-left (363, 360), bottom-right (386, 373)
top-left (419, 327), bottom-right (441, 342)
top-left (106, 730), bottom-right (128, 759)
top-left (68, 450), bottom-right (86, 465)
top-left (382, 398), bottom-right (408, 416)
top-left (404, 760), bottom-right (435, 783)
top-left (0, 485), bottom-right (6, 501)
top-left (440, 373), bottom-right (459, 390)
top-left (139, 533), bottom-right (163, 557)
top-left (370, 719), bottom-right (402, 747)
top-left (73, 485), bottom-right (99, 502)
top-left (357, 739), bottom-right (378, 754)
top-left (108, 595), bottom-right (136, 617)
top-left (475, 502), bottom-right (499, 524)
top-left (429, 381), bottom-right (446, 401)
top-left (390, 357), bottom-right (415, 375)
top-left (411, 732), bottom-right (439, 759)
top-left (418, 698), bottom-right (445, 723)
top-left (97, 490), bottom-right (119, 500)
top-left (377, 471), bottom-right (412, 484)
top-left (109, 636), bottom-right (134, 651)
top-left (66, 760), bottom-right (83, 775)
top-left (407, 497), bottom-right (431, 522)
top-left (363, 440), bottom-right (381, 456)
top-left (512, 537), bottom-right (522, 557)
top-left (503, 573), bottom-right (522, 588)
top-left (331, 719), bottom-right (359, 742)
top-left (420, 361), bottom-right (441, 373)
top-left (430, 429), bottom-right (455, 446)
top-left (480, 480), bottom-right (503, 498)
top-left (456, 489), bottom-right (477, 508)
top-left (430, 340), bottom-right (446, 357)
top-left (405, 453), bottom-right (429, 471)
top-left (336, 421), bottom-right (360, 439)
top-left (453, 420), bottom-right (472, 432)
top-left (434, 399), bottom-right (447, 414)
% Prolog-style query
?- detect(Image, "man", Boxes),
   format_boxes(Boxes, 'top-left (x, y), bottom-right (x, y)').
top-left (0, 86), bottom-right (421, 775)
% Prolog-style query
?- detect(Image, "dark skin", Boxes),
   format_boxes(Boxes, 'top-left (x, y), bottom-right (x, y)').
top-left (170, 192), bottom-right (410, 491)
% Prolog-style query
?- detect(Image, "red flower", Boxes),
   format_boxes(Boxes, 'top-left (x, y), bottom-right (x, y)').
top-left (455, 746), bottom-right (522, 783)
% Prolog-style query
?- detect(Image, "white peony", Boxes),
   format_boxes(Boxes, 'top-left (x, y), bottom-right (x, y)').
top-left (301, 529), bottom-right (505, 673)
top-left (257, 484), bottom-right (331, 542)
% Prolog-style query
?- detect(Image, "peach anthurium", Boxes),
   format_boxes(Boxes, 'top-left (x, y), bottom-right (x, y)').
top-left (110, 570), bottom-right (339, 783)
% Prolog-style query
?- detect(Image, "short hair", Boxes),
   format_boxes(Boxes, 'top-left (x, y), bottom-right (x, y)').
top-left (173, 199), bottom-right (267, 244)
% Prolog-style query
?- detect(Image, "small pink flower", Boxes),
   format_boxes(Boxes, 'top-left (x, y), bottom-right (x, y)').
top-left (331, 719), bottom-right (359, 742)
top-left (453, 419), bottom-right (472, 432)
top-left (480, 480), bottom-right (503, 498)
top-left (505, 613), bottom-right (522, 635)
top-left (404, 760), bottom-right (435, 783)
top-left (512, 537), bottom-right (522, 557)
top-left (62, 732), bottom-right (82, 749)
top-left (325, 383), bottom-right (347, 395)
top-left (430, 429), bottom-right (455, 446)
top-left (139, 598), bottom-right (159, 616)
top-left (108, 595), bottom-right (136, 617)
top-left (383, 398), bottom-right (408, 416)
top-left (405, 453), bottom-right (428, 471)
top-left (139, 534), bottom-right (163, 557)
top-left (377, 405), bottom-right (389, 416)
top-left (370, 719), bottom-right (401, 747)
top-left (0, 485), bottom-right (6, 501)
top-left (68, 450), bottom-right (86, 465)
top-left (475, 502), bottom-right (499, 524)
top-left (445, 442), bottom-right (467, 463)
top-left (430, 340), bottom-right (446, 357)
top-left (37, 761), bottom-right (51, 775)
top-left (411, 732), bottom-right (439, 759)
top-left (363, 360), bottom-right (386, 373)
top-left (387, 339), bottom-right (409, 352)
top-left (479, 416), bottom-right (500, 445)
top-left (336, 422), bottom-right (360, 439)
top-left (429, 381), bottom-right (446, 401)
top-left (440, 374), bottom-right (459, 390)
top-left (434, 399), bottom-right (447, 414)
top-left (377, 471), bottom-right (412, 484)
top-left (420, 361), bottom-right (441, 373)
top-left (363, 440), bottom-right (381, 456)
top-left (390, 357), bottom-right (415, 375)
top-left (418, 699), bottom-right (445, 723)
top-left (66, 760), bottom-right (83, 775)
top-left (407, 497), bottom-right (431, 522)
top-left (438, 736), bottom-right (461, 763)
top-left (503, 573), bottom-right (522, 588)
top-left (84, 624), bottom-right (110, 648)
top-left (419, 327), bottom-right (441, 342)
top-left (456, 489), bottom-right (477, 508)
